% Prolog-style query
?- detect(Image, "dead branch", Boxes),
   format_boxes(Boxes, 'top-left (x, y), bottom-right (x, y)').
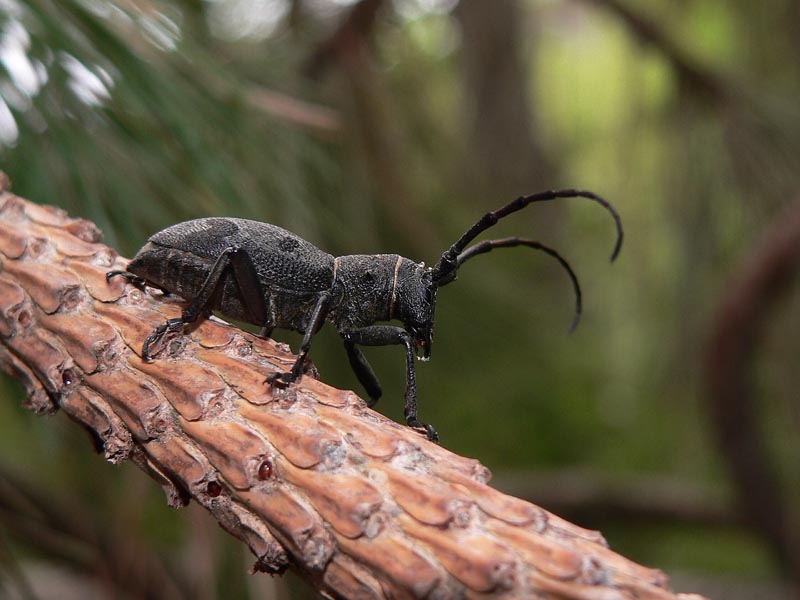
top-left (704, 199), bottom-right (800, 584)
top-left (243, 86), bottom-right (341, 135)
top-left (0, 178), bottom-right (707, 599)
top-left (575, 0), bottom-right (733, 104)
top-left (492, 469), bottom-right (740, 531)
top-left (0, 465), bottom-right (192, 598)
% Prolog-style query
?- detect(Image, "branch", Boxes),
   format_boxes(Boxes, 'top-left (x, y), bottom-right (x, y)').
top-left (704, 199), bottom-right (800, 584)
top-left (243, 86), bottom-right (341, 135)
top-left (575, 0), bottom-right (733, 104)
top-left (0, 177), bottom-right (708, 599)
top-left (0, 464), bottom-right (190, 597)
top-left (493, 469), bottom-right (740, 530)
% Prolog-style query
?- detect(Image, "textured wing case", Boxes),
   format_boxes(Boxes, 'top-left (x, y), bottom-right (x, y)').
top-left (129, 218), bottom-right (335, 296)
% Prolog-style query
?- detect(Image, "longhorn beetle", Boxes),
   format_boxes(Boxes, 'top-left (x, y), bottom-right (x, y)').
top-left (108, 190), bottom-right (622, 441)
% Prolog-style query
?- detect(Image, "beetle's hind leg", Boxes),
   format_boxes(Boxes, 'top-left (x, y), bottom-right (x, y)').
top-left (139, 246), bottom-right (270, 362)
top-left (106, 270), bottom-right (174, 297)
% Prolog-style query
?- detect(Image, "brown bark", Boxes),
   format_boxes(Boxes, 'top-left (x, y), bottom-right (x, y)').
top-left (0, 178), bottom-right (707, 599)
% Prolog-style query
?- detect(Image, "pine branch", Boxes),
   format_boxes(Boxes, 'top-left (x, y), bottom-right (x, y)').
top-left (0, 177), bottom-right (707, 599)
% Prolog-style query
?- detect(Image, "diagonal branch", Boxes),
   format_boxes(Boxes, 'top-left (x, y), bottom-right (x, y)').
top-left (575, 0), bottom-right (733, 104)
top-left (0, 176), bottom-right (707, 599)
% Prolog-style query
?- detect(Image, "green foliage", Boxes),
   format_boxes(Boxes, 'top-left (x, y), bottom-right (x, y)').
top-left (0, 0), bottom-right (342, 252)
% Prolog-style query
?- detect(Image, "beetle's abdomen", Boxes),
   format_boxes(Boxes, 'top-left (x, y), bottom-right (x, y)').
top-left (128, 218), bottom-right (335, 296)
top-left (126, 242), bottom-right (211, 300)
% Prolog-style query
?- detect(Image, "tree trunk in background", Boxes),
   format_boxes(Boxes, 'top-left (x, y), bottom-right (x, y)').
top-left (455, 0), bottom-right (554, 198)
top-left (306, 0), bottom-right (441, 254)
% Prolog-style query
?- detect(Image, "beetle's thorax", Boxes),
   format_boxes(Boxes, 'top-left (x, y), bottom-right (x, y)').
top-left (327, 254), bottom-right (398, 330)
top-left (329, 254), bottom-right (434, 331)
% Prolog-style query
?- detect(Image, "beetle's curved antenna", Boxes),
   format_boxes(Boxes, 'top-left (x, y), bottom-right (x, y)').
top-left (440, 237), bottom-right (583, 333)
top-left (432, 189), bottom-right (623, 286)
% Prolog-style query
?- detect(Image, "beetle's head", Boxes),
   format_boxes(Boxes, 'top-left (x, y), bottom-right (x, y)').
top-left (395, 260), bottom-right (438, 360)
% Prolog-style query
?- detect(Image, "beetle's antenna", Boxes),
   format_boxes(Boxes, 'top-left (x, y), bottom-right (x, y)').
top-left (432, 189), bottom-right (623, 285)
top-left (444, 237), bottom-right (583, 333)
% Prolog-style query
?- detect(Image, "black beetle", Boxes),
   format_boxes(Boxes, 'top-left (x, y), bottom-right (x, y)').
top-left (108, 190), bottom-right (622, 441)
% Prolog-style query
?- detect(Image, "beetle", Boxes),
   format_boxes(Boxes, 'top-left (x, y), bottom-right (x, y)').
top-left (108, 190), bottom-right (622, 441)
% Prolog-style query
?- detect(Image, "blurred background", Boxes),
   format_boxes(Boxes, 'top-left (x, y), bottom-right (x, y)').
top-left (0, 0), bottom-right (798, 598)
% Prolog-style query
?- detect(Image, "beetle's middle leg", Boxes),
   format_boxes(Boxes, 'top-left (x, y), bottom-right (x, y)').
top-left (141, 246), bottom-right (270, 361)
top-left (343, 326), bottom-right (439, 442)
top-left (267, 291), bottom-right (330, 386)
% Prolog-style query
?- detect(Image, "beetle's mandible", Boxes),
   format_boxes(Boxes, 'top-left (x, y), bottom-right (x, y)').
top-left (108, 190), bottom-right (623, 441)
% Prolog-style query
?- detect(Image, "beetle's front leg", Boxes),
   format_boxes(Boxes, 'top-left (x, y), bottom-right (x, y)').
top-left (344, 326), bottom-right (439, 442)
top-left (142, 317), bottom-right (186, 362)
top-left (267, 292), bottom-right (330, 387)
top-left (108, 270), bottom-right (200, 361)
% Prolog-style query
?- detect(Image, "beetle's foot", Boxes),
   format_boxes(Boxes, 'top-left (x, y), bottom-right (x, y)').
top-left (142, 330), bottom-right (166, 362)
top-left (141, 318), bottom-right (184, 362)
top-left (408, 419), bottom-right (439, 443)
top-left (141, 338), bottom-right (161, 362)
top-left (106, 270), bottom-right (146, 287)
top-left (266, 371), bottom-right (296, 387)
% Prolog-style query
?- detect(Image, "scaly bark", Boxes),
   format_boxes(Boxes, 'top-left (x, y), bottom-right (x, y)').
top-left (0, 178), bottom-right (707, 599)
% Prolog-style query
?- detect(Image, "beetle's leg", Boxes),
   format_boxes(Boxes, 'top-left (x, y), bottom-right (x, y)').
top-left (344, 326), bottom-right (439, 442)
top-left (106, 270), bottom-right (147, 288)
top-left (107, 270), bottom-right (176, 297)
top-left (226, 247), bottom-right (270, 330)
top-left (267, 291), bottom-right (331, 386)
top-left (141, 246), bottom-right (270, 361)
top-left (142, 317), bottom-right (186, 361)
top-left (343, 336), bottom-right (382, 407)
top-left (257, 300), bottom-right (275, 338)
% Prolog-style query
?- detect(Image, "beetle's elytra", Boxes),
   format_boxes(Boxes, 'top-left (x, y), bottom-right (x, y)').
top-left (108, 190), bottom-right (623, 441)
